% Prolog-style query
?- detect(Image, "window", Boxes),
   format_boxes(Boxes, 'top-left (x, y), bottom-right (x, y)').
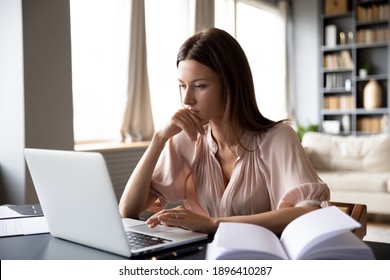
top-left (70, 0), bottom-right (130, 143)
top-left (145, 0), bottom-right (193, 131)
top-left (70, 0), bottom-right (193, 143)
top-left (71, 0), bottom-right (286, 144)
top-left (215, 0), bottom-right (287, 122)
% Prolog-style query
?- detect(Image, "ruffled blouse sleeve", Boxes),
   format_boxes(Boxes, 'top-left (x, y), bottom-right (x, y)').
top-left (149, 132), bottom-right (196, 209)
top-left (261, 125), bottom-right (330, 209)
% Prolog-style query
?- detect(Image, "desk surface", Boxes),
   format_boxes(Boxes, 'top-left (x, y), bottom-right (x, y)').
top-left (0, 233), bottom-right (207, 260)
top-left (0, 233), bottom-right (389, 260)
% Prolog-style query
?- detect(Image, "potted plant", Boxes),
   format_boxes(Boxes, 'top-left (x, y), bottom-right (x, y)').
top-left (359, 63), bottom-right (371, 78)
top-left (297, 124), bottom-right (319, 142)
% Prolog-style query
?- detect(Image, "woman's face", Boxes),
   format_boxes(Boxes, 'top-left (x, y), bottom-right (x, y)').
top-left (178, 59), bottom-right (225, 124)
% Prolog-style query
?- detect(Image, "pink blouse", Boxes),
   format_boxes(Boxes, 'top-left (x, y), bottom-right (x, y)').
top-left (150, 123), bottom-right (330, 218)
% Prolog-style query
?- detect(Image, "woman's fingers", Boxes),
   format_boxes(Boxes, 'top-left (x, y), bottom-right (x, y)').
top-left (187, 111), bottom-right (206, 136)
top-left (171, 109), bottom-right (205, 141)
top-left (146, 206), bottom-right (216, 233)
top-left (146, 207), bottom-right (185, 228)
top-left (160, 109), bottom-right (205, 141)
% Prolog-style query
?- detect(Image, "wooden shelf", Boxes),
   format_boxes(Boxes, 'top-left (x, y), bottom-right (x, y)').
top-left (319, 0), bottom-right (390, 135)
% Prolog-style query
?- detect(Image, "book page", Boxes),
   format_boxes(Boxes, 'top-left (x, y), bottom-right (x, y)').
top-left (206, 222), bottom-right (289, 260)
top-left (280, 206), bottom-right (360, 259)
top-left (301, 231), bottom-right (374, 260)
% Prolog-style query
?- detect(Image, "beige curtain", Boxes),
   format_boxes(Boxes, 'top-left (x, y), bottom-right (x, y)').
top-left (278, 0), bottom-right (295, 122)
top-left (121, 0), bottom-right (154, 142)
top-left (194, 0), bottom-right (215, 32)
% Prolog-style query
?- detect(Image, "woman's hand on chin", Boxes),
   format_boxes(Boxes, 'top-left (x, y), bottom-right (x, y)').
top-left (159, 109), bottom-right (205, 142)
top-left (146, 206), bottom-right (217, 234)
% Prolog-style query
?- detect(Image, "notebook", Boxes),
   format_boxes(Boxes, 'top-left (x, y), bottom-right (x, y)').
top-left (24, 148), bottom-right (207, 258)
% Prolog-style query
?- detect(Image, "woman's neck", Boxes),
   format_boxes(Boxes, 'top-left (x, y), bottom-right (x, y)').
top-left (209, 120), bottom-right (242, 151)
top-left (209, 121), bottom-right (227, 147)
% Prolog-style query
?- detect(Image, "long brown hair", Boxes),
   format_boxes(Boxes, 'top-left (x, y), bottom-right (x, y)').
top-left (177, 28), bottom-right (284, 146)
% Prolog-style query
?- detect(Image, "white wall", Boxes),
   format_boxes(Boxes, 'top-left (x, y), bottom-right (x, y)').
top-left (292, 0), bottom-right (320, 126)
top-left (0, 0), bottom-right (75, 204)
top-left (0, 0), bottom-right (25, 204)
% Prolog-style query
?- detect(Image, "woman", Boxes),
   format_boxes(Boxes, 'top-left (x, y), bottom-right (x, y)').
top-left (119, 28), bottom-right (330, 234)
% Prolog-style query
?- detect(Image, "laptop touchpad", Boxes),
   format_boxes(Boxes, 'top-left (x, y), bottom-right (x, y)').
top-left (131, 224), bottom-right (177, 234)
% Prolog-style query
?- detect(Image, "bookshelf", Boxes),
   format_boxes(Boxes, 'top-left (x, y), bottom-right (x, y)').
top-left (319, 0), bottom-right (389, 135)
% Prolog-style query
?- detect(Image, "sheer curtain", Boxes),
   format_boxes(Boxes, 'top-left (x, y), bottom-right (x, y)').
top-left (145, 0), bottom-right (191, 131)
top-left (194, 0), bottom-right (215, 32)
top-left (278, 0), bottom-right (295, 122)
top-left (121, 0), bottom-right (154, 142)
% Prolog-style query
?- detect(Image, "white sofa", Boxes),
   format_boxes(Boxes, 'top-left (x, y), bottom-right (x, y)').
top-left (301, 132), bottom-right (390, 215)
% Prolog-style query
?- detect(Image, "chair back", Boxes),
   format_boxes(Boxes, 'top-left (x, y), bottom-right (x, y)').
top-left (331, 201), bottom-right (367, 239)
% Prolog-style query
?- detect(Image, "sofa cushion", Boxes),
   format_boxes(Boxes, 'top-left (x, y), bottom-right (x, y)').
top-left (302, 132), bottom-right (390, 172)
top-left (318, 171), bottom-right (389, 193)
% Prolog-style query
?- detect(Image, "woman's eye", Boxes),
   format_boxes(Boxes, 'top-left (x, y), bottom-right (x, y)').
top-left (179, 84), bottom-right (187, 90)
top-left (194, 84), bottom-right (206, 89)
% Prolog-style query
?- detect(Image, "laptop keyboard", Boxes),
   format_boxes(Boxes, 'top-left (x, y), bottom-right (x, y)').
top-left (125, 231), bottom-right (172, 250)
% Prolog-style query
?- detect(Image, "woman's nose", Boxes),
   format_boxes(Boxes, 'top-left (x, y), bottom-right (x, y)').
top-left (182, 88), bottom-right (195, 105)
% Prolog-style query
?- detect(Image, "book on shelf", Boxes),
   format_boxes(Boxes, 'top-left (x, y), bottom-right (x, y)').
top-left (357, 115), bottom-right (388, 133)
top-left (323, 95), bottom-right (353, 110)
top-left (324, 51), bottom-right (353, 70)
top-left (325, 73), bottom-right (345, 89)
top-left (356, 3), bottom-right (389, 22)
top-left (206, 206), bottom-right (375, 260)
top-left (324, 96), bottom-right (340, 109)
top-left (357, 28), bottom-right (390, 44)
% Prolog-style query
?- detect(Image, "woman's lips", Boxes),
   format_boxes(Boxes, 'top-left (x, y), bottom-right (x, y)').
top-left (187, 109), bottom-right (199, 115)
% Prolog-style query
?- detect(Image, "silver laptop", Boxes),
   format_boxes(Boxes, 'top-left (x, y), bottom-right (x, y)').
top-left (24, 148), bottom-right (207, 258)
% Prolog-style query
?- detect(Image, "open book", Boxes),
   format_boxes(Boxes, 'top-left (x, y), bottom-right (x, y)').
top-left (206, 206), bottom-right (375, 260)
